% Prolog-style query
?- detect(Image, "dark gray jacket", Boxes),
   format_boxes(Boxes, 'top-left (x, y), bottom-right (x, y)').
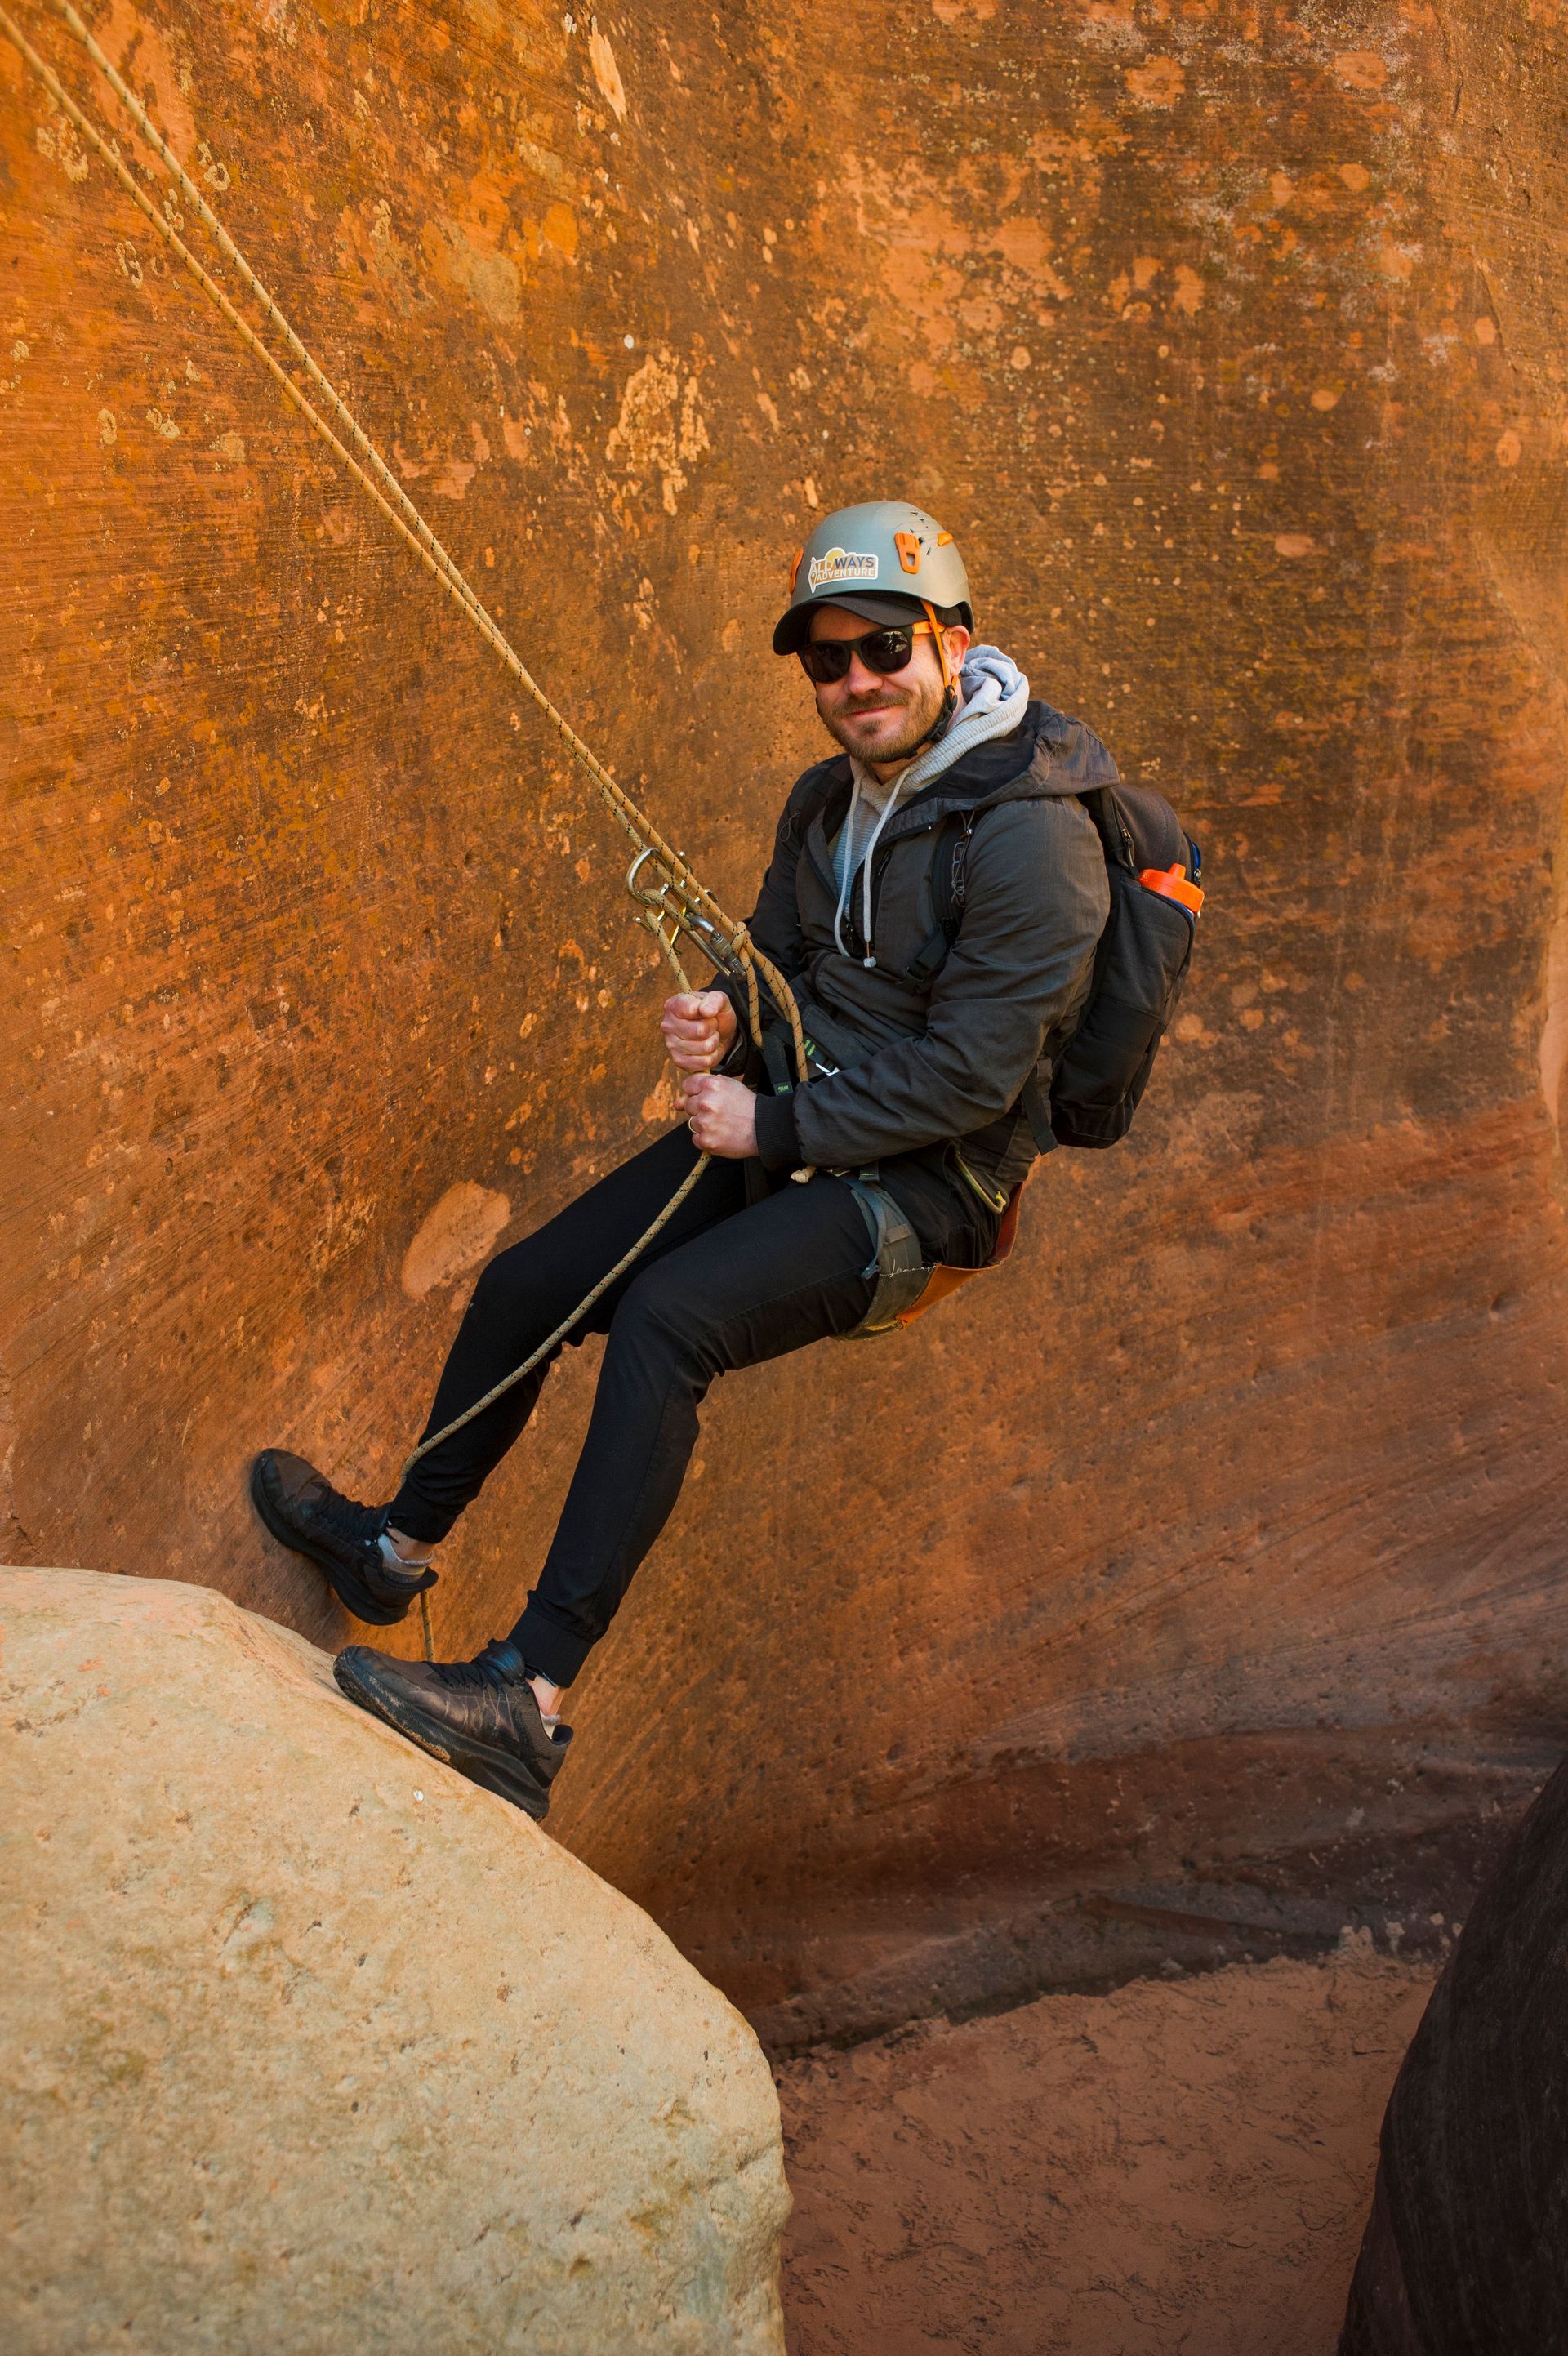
top-left (741, 700), bottom-right (1116, 1188)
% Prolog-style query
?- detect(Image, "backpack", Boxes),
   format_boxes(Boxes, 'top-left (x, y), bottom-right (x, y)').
top-left (921, 782), bottom-right (1202, 1151)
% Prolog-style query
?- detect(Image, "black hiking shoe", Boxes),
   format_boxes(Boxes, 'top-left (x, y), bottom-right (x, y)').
top-left (333, 1639), bottom-right (571, 1821)
top-left (249, 1448), bottom-right (437, 1628)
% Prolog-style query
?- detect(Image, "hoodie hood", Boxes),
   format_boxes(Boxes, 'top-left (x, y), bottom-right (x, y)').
top-left (922, 697), bottom-right (1123, 813)
top-left (804, 698), bottom-right (1121, 858)
top-left (833, 646), bottom-right (1032, 964)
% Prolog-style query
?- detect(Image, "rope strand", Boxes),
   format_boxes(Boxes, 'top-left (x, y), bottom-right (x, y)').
top-left (0, 0), bottom-right (822, 1663)
top-left (397, 1149), bottom-right (711, 1484)
top-left (2, 0), bottom-right (811, 1087)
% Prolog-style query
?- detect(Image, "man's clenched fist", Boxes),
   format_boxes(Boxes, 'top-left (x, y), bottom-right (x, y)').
top-left (680, 1072), bottom-right (759, 1159)
top-left (661, 989), bottom-right (738, 1076)
top-left (661, 991), bottom-right (754, 1156)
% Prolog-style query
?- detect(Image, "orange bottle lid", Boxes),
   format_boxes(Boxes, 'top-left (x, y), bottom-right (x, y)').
top-left (1138, 862), bottom-right (1204, 915)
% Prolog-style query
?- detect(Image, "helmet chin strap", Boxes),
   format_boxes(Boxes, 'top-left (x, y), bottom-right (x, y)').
top-left (910, 599), bottom-right (960, 753)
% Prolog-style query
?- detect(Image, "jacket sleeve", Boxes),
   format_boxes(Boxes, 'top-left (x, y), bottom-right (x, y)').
top-left (768, 796), bottom-right (1110, 1171)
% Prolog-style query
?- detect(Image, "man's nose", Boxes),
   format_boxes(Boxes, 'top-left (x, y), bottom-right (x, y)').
top-left (840, 651), bottom-right (884, 694)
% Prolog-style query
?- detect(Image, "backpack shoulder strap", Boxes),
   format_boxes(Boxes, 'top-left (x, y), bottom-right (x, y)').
top-left (1077, 785), bottom-right (1137, 871)
top-left (904, 809), bottom-right (975, 985)
top-left (780, 757), bottom-right (850, 855)
top-left (934, 808), bottom-right (976, 926)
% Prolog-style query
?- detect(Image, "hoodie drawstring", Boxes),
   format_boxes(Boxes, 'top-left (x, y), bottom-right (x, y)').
top-left (831, 775), bottom-right (863, 963)
top-left (853, 786), bottom-right (904, 969)
top-left (831, 773), bottom-right (910, 969)
top-left (831, 645), bottom-right (1031, 969)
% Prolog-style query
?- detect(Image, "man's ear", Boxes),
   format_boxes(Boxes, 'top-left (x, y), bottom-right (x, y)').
top-left (941, 624), bottom-right (971, 672)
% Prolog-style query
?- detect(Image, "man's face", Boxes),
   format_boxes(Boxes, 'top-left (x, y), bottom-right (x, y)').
top-left (806, 604), bottom-right (970, 768)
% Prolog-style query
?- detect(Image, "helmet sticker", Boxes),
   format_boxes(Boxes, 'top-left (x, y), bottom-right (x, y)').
top-left (807, 546), bottom-right (879, 591)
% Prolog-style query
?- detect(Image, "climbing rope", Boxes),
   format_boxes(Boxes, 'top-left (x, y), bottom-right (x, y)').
top-left (2, 0), bottom-right (815, 1659)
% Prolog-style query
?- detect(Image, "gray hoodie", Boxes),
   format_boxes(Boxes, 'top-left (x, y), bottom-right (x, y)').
top-left (831, 644), bottom-right (1032, 964)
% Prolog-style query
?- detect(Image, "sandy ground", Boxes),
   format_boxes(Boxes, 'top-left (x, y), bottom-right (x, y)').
top-left (776, 1946), bottom-right (1435, 2356)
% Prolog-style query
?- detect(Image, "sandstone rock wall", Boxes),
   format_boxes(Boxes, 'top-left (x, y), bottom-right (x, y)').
top-left (4, 0), bottom-right (1568, 2041)
top-left (0, 1567), bottom-right (787, 2355)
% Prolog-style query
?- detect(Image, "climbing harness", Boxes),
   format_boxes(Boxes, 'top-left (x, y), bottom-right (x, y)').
top-left (841, 1176), bottom-right (929, 1336)
top-left (840, 1168), bottom-right (1028, 1339)
top-left (0, 0), bottom-right (821, 1658)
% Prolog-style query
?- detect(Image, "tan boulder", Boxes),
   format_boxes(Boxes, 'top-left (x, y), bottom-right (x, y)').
top-left (0, 1568), bottom-right (788, 2356)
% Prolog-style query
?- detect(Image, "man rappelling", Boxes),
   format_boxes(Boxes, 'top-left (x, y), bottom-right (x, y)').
top-left (252, 499), bottom-right (1192, 1821)
top-left (0, 17), bottom-right (1199, 1830)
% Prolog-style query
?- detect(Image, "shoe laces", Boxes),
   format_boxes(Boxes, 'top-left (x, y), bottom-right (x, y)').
top-left (429, 1639), bottom-right (528, 1693)
top-left (305, 1481), bottom-right (385, 1548)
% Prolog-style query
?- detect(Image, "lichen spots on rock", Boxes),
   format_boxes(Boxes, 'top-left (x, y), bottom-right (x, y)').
top-left (589, 27), bottom-right (627, 122)
top-left (93, 0), bottom-right (198, 170)
top-left (431, 216), bottom-right (522, 327)
top-left (1125, 54), bottom-right (1185, 106)
top-left (401, 1182), bottom-right (511, 1298)
top-left (606, 347), bottom-right (711, 514)
top-left (1334, 49), bottom-right (1391, 92)
top-left (338, 195), bottom-right (432, 319)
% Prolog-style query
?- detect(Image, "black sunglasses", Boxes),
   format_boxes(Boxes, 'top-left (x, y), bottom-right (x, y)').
top-left (798, 621), bottom-right (934, 686)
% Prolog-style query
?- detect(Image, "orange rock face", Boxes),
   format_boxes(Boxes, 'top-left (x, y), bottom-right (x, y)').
top-left (4, 1), bottom-right (1567, 2044)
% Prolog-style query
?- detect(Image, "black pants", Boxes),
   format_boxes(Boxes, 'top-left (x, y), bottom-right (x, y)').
top-left (386, 1128), bottom-right (991, 1687)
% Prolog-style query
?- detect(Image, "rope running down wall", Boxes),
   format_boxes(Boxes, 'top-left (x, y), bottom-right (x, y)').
top-left (2, 0), bottom-right (813, 1655)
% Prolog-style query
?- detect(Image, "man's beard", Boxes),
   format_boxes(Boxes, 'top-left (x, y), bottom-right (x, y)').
top-left (818, 676), bottom-right (947, 765)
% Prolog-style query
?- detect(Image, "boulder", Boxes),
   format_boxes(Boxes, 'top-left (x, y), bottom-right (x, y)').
top-left (1339, 1753), bottom-right (1568, 2354)
top-left (0, 1568), bottom-right (787, 2356)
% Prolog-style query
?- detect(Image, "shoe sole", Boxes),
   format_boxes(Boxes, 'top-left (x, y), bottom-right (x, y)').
top-left (248, 1454), bottom-right (410, 1628)
top-left (333, 1651), bottom-right (554, 1822)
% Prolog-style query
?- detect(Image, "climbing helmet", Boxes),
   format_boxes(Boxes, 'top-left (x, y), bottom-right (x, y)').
top-left (773, 501), bottom-right (973, 656)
